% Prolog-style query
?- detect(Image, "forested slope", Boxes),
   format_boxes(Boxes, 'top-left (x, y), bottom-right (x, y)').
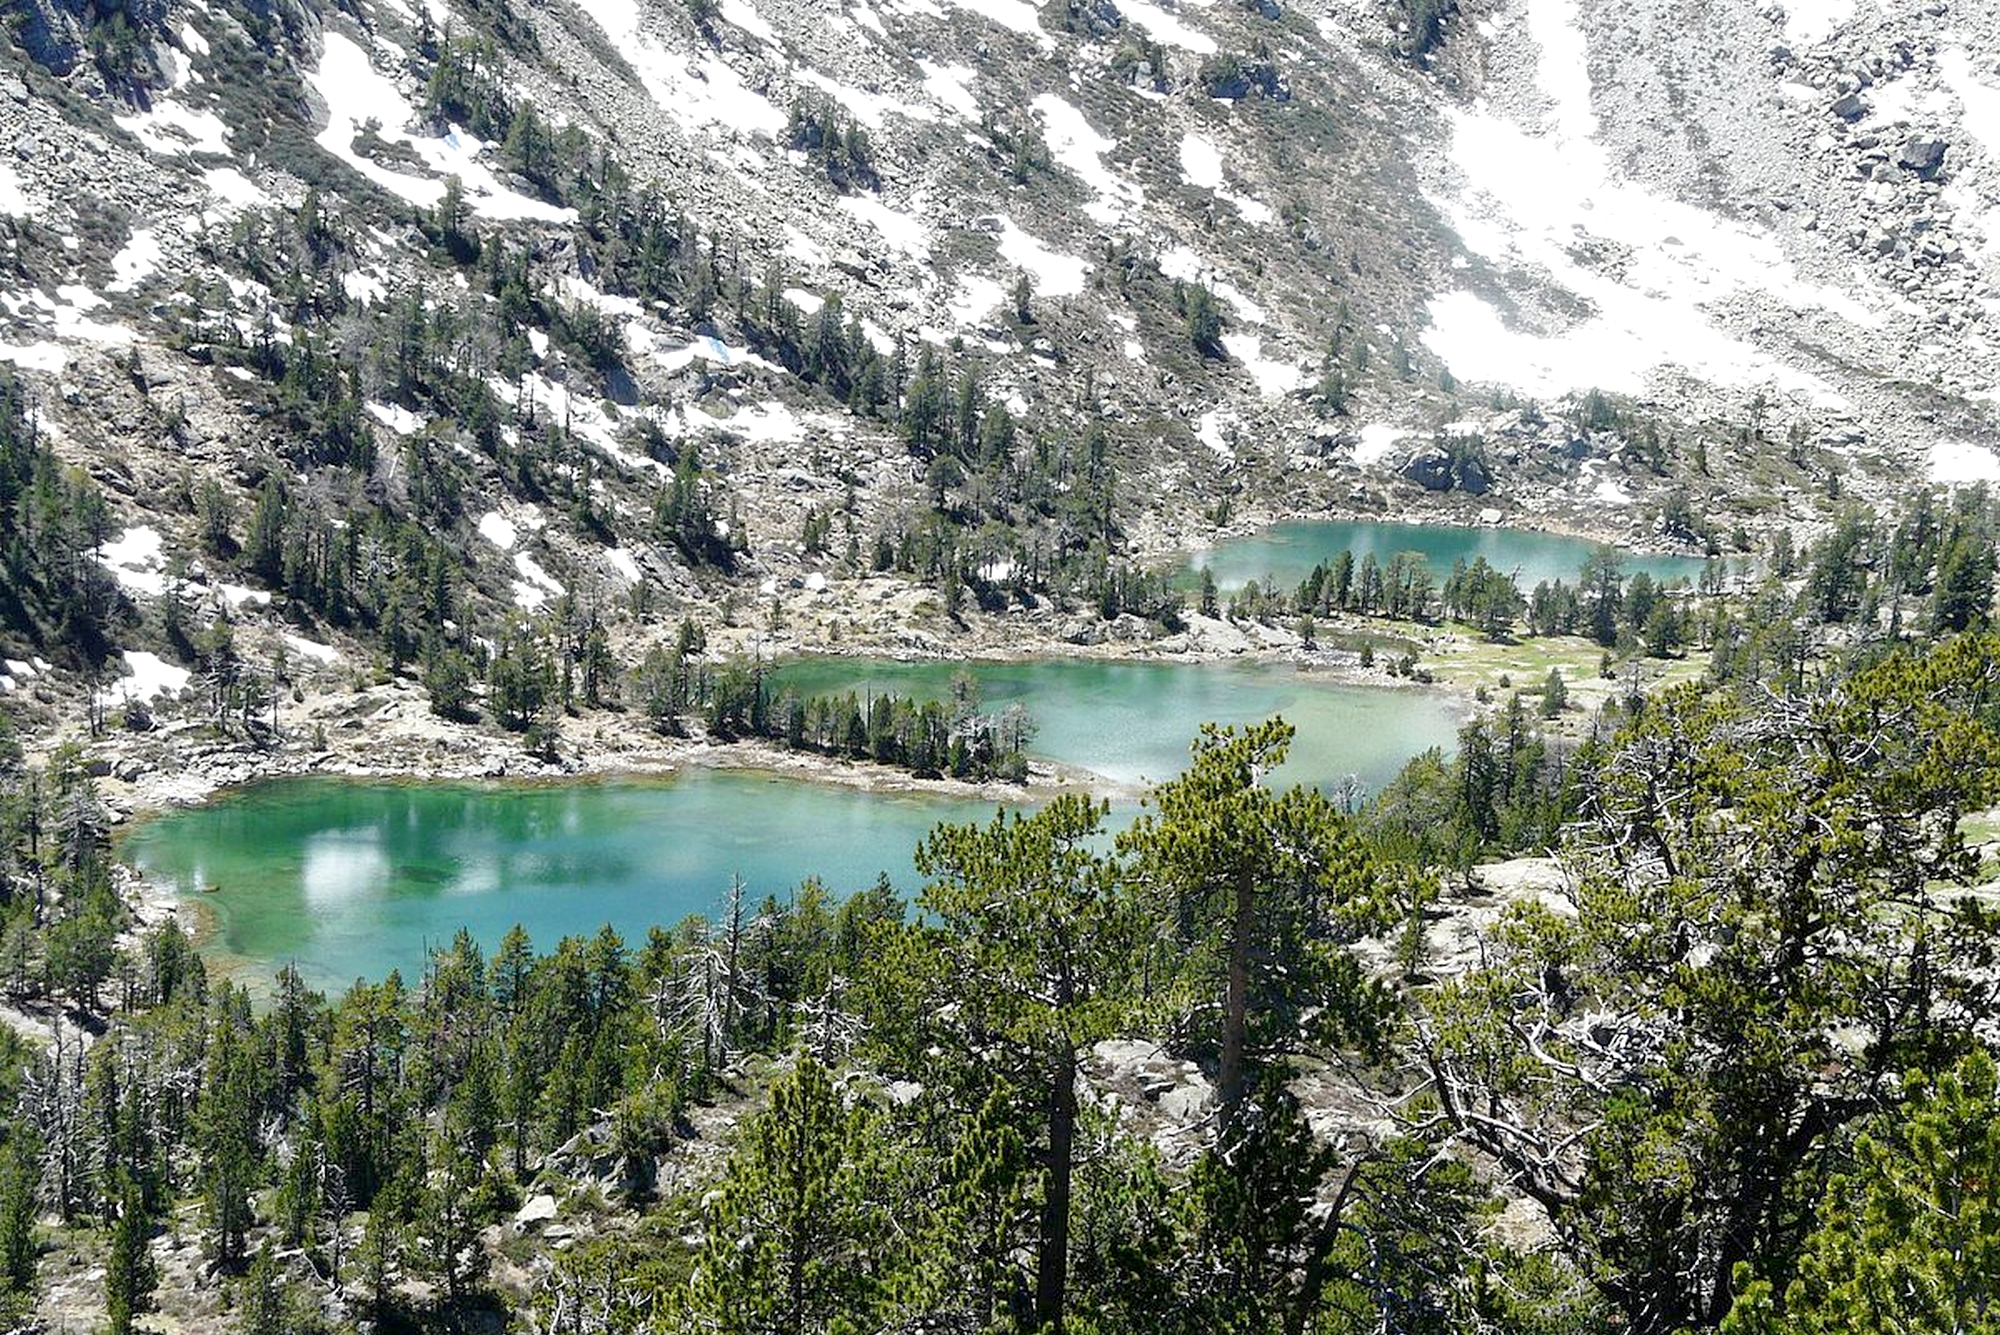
top-left (1, 633), bottom-right (1998, 1331)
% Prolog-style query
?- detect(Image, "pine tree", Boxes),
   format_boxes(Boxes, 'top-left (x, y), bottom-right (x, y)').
top-left (201, 992), bottom-right (259, 1267)
top-left (1119, 719), bottom-right (1390, 1116)
top-left (681, 1057), bottom-right (884, 1334)
top-left (104, 1172), bottom-right (154, 1335)
top-left (237, 1242), bottom-right (285, 1335)
top-left (916, 793), bottom-right (1137, 1333)
top-left (0, 1125), bottom-right (37, 1310)
top-left (1724, 1050), bottom-right (2000, 1335)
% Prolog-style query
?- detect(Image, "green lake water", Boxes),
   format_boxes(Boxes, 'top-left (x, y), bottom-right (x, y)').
top-left (767, 657), bottom-right (1460, 791)
top-left (122, 771), bottom-right (1000, 994)
top-left (1187, 520), bottom-right (1710, 594)
top-left (121, 660), bottom-right (1463, 992)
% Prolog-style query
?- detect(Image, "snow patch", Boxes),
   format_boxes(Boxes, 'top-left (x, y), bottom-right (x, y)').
top-left (115, 100), bottom-right (230, 157)
top-left (796, 68), bottom-right (930, 129)
top-left (216, 582), bottom-right (270, 609)
top-left (938, 0), bottom-right (1048, 40)
top-left (1928, 439), bottom-right (2000, 486)
top-left (1353, 424), bottom-right (1403, 467)
top-left (653, 333), bottom-right (779, 374)
top-left (580, 0), bottom-right (786, 137)
top-left (784, 225), bottom-right (831, 267)
top-left (997, 218), bottom-right (1089, 296)
top-left (1179, 132), bottom-right (1224, 189)
top-left (1158, 245), bottom-right (1264, 323)
top-left (1942, 49), bottom-right (2000, 159)
top-left (711, 400), bottom-right (805, 443)
top-left (1427, 0), bottom-right (1878, 409)
top-left (949, 274), bottom-right (1009, 327)
top-left (717, 0), bottom-right (777, 42)
top-left (837, 193), bottom-right (934, 258)
top-left (112, 651), bottom-right (191, 703)
top-left (920, 62), bottom-right (980, 118)
top-left (1119, 0), bottom-right (1215, 51)
top-left (0, 167), bottom-right (30, 218)
top-left (201, 167), bottom-right (267, 210)
top-left (1781, 0), bottom-right (1851, 46)
top-left (1524, 0), bottom-right (1596, 141)
top-left (309, 34), bottom-right (575, 221)
top-left (478, 511), bottom-right (519, 550)
top-left (1196, 409), bottom-right (1234, 462)
top-left (1032, 95), bottom-right (1142, 226)
top-left (1424, 289), bottom-right (1844, 407)
top-left (99, 527), bottom-right (166, 596)
top-left (604, 548), bottom-right (642, 583)
top-left (367, 402), bottom-right (424, 435)
top-left (0, 343), bottom-right (66, 372)
top-left (107, 230), bottom-right (162, 294)
top-left (344, 270), bottom-right (388, 305)
top-left (282, 633), bottom-right (340, 665)
top-left (1221, 332), bottom-right (1300, 396)
top-left (512, 551), bottom-right (565, 609)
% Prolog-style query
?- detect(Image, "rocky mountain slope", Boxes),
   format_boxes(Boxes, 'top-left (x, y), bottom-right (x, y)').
top-left (1, 0), bottom-right (1996, 711)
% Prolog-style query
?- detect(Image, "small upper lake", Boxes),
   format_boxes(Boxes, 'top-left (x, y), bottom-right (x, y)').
top-left (122, 659), bottom-right (1464, 991)
top-left (1188, 520), bottom-right (1711, 594)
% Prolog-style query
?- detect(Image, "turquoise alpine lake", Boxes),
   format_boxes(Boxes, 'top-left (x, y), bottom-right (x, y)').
top-left (764, 656), bottom-right (1460, 791)
top-left (120, 770), bottom-right (997, 994)
top-left (121, 659), bottom-right (1463, 991)
top-left (1187, 519), bottom-right (1712, 594)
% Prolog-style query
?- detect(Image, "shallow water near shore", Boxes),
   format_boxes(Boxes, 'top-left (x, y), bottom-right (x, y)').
top-left (120, 661), bottom-right (1463, 991)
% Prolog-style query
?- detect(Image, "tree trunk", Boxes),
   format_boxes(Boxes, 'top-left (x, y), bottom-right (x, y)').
top-left (1034, 1041), bottom-right (1077, 1334)
top-left (1221, 862), bottom-right (1255, 1113)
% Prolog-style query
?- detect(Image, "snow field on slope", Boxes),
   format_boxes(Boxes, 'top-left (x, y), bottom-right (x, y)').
top-left (112, 651), bottom-right (191, 704)
top-left (1158, 246), bottom-right (1264, 322)
top-left (0, 167), bottom-right (29, 217)
top-left (838, 195), bottom-right (934, 258)
top-left (1179, 133), bottom-right (1224, 189)
top-left (1032, 95), bottom-right (1143, 226)
top-left (997, 218), bottom-right (1089, 297)
top-left (1220, 333), bottom-right (1301, 396)
top-left (283, 633), bottom-right (341, 665)
top-left (1119, 0), bottom-right (1218, 53)
top-left (478, 512), bottom-right (519, 551)
top-left (512, 552), bottom-right (565, 609)
top-left (202, 167), bottom-right (268, 212)
top-left (1938, 48), bottom-right (2000, 264)
top-left (367, 402), bottom-right (425, 435)
top-left (576, 0), bottom-right (788, 135)
top-left (1424, 0), bottom-right (1885, 407)
top-left (920, 63), bottom-right (981, 119)
top-left (1352, 423), bottom-right (1403, 466)
top-left (115, 100), bottom-right (230, 157)
top-left (99, 527), bottom-right (167, 597)
top-left (718, 0), bottom-right (777, 43)
top-left (1178, 132), bottom-right (1275, 223)
top-left (796, 68), bottom-right (935, 129)
top-left (1781, 0), bottom-right (1851, 46)
top-left (310, 34), bottom-right (576, 222)
top-left (1928, 439), bottom-right (2000, 485)
top-left (108, 230), bottom-right (163, 294)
